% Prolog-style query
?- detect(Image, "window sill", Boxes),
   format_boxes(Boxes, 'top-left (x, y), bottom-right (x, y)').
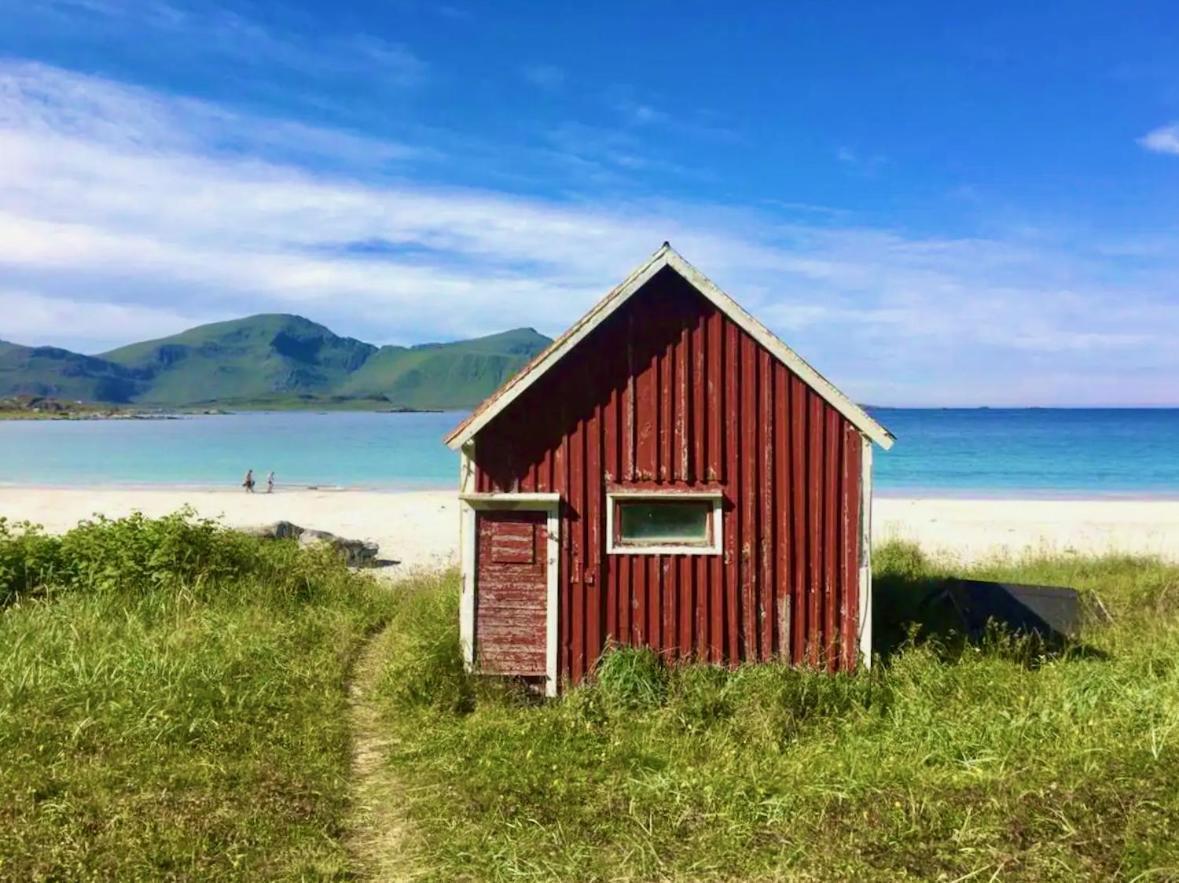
top-left (605, 489), bottom-right (724, 556)
top-left (606, 544), bottom-right (721, 557)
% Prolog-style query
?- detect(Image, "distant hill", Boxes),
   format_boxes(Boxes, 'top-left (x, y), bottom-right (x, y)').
top-left (0, 340), bottom-right (142, 402)
top-left (0, 316), bottom-right (551, 409)
top-left (338, 328), bottom-right (552, 410)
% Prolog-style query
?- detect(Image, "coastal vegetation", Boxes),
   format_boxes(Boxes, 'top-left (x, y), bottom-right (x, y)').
top-left (0, 316), bottom-right (550, 411)
top-left (0, 395), bottom-right (138, 420)
top-left (2, 513), bottom-right (1176, 879)
top-left (0, 512), bottom-right (397, 879)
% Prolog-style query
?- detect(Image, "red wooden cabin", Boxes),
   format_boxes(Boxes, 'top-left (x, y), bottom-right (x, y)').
top-left (446, 244), bottom-right (894, 695)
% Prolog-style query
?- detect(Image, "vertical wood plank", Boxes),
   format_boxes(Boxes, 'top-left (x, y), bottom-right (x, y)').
top-left (824, 409), bottom-right (840, 671)
top-left (807, 390), bottom-right (823, 666)
top-left (692, 309), bottom-right (706, 485)
top-left (570, 389), bottom-right (585, 684)
top-left (675, 312), bottom-right (689, 483)
top-left (791, 377), bottom-right (807, 665)
top-left (659, 324), bottom-right (672, 483)
top-left (774, 363), bottom-right (790, 659)
top-left (706, 309), bottom-right (723, 483)
top-left (759, 349), bottom-right (775, 661)
top-left (585, 378), bottom-right (603, 674)
top-left (649, 556), bottom-right (661, 649)
top-left (603, 376), bottom-right (619, 644)
top-left (625, 310), bottom-right (636, 482)
top-left (740, 333), bottom-right (758, 660)
top-left (724, 319), bottom-right (740, 662)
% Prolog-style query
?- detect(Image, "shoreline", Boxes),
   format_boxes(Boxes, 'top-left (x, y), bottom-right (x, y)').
top-left (3, 485), bottom-right (1179, 567)
top-left (5, 480), bottom-right (1179, 503)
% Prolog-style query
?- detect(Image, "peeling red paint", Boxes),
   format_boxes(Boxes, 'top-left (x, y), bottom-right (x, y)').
top-left (475, 510), bottom-right (547, 676)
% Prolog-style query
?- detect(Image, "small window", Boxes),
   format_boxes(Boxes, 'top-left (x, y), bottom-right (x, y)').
top-left (619, 500), bottom-right (710, 543)
top-left (607, 492), bottom-right (723, 555)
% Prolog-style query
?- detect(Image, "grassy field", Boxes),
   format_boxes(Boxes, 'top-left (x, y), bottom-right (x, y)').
top-left (4, 514), bottom-right (1178, 881)
top-left (374, 546), bottom-right (1179, 881)
top-left (0, 512), bottom-right (396, 880)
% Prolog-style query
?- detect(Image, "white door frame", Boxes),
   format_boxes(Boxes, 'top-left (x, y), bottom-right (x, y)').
top-left (858, 436), bottom-right (874, 669)
top-left (459, 490), bottom-right (561, 697)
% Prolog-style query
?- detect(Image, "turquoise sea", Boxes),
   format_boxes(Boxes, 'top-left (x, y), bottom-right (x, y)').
top-left (1, 408), bottom-right (1178, 497)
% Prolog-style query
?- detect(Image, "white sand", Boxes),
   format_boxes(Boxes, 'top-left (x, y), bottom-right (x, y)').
top-left (0, 487), bottom-right (460, 572)
top-left (2, 487), bottom-right (1178, 568)
top-left (874, 496), bottom-right (1179, 564)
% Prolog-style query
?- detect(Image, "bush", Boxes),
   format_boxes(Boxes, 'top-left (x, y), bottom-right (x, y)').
top-left (0, 509), bottom-right (380, 616)
top-left (0, 517), bottom-right (63, 605)
top-left (56, 509), bottom-right (255, 598)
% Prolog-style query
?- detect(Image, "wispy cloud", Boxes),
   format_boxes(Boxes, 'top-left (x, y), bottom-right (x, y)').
top-left (835, 146), bottom-right (888, 175)
top-left (618, 100), bottom-right (668, 126)
top-left (1, 61), bottom-right (424, 170)
top-left (7, 1), bottom-right (428, 98)
top-left (607, 88), bottom-right (739, 142)
top-left (1139, 123), bottom-right (1179, 156)
top-left (2, 62), bottom-right (1178, 405)
top-left (522, 64), bottom-right (565, 92)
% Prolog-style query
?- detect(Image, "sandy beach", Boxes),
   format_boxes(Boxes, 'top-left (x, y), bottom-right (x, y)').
top-left (0, 487), bottom-right (461, 572)
top-left (3, 486), bottom-right (1179, 568)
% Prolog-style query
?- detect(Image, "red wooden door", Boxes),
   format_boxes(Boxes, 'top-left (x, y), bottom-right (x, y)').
top-left (475, 510), bottom-right (548, 677)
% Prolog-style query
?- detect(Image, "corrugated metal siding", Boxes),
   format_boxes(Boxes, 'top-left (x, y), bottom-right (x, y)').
top-left (473, 266), bottom-right (863, 687)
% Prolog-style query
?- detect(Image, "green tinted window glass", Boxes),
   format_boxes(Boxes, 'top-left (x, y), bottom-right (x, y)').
top-left (617, 500), bottom-right (710, 544)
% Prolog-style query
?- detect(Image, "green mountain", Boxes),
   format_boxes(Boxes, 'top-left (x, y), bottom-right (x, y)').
top-left (0, 316), bottom-right (550, 409)
top-left (0, 340), bottom-right (143, 403)
top-left (340, 328), bottom-right (552, 409)
top-left (101, 315), bottom-right (379, 404)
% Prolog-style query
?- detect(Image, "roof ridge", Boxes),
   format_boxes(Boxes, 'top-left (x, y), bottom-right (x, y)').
top-left (445, 244), bottom-right (894, 450)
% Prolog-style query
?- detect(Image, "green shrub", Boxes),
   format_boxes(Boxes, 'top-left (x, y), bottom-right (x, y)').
top-left (0, 517), bottom-right (62, 604)
top-left (55, 508), bottom-right (256, 598)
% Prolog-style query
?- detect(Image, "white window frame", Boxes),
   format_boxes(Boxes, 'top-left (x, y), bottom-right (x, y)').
top-left (605, 490), bottom-right (723, 556)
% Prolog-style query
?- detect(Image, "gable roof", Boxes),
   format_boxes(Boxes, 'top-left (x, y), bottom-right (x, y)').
top-left (446, 243), bottom-right (894, 451)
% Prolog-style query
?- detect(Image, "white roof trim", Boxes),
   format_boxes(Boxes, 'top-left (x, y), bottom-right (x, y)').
top-left (446, 243), bottom-right (894, 451)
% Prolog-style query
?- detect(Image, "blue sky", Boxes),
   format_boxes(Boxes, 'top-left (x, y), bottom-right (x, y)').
top-left (1, 0), bottom-right (1177, 405)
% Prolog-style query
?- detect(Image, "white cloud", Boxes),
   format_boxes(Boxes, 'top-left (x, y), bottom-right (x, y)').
top-left (0, 289), bottom-right (215, 353)
top-left (0, 61), bottom-right (422, 170)
top-left (1139, 123), bottom-right (1179, 156)
top-left (1, 61), bottom-right (1178, 404)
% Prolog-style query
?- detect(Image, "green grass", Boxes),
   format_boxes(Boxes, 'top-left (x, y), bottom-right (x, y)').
top-left (0, 512), bottom-right (397, 880)
top-left (373, 545), bottom-right (1179, 881)
top-left (5, 516), bottom-right (1178, 880)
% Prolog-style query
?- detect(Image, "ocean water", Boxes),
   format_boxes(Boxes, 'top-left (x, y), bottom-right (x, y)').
top-left (1, 408), bottom-right (1178, 497)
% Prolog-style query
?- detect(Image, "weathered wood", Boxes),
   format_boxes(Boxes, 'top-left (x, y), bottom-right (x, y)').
top-left (475, 510), bottom-right (547, 676)
top-left (469, 266), bottom-right (870, 688)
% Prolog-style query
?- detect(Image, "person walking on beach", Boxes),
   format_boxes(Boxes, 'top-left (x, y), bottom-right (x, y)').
top-left (266, 471), bottom-right (275, 494)
top-left (242, 469), bottom-right (255, 493)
